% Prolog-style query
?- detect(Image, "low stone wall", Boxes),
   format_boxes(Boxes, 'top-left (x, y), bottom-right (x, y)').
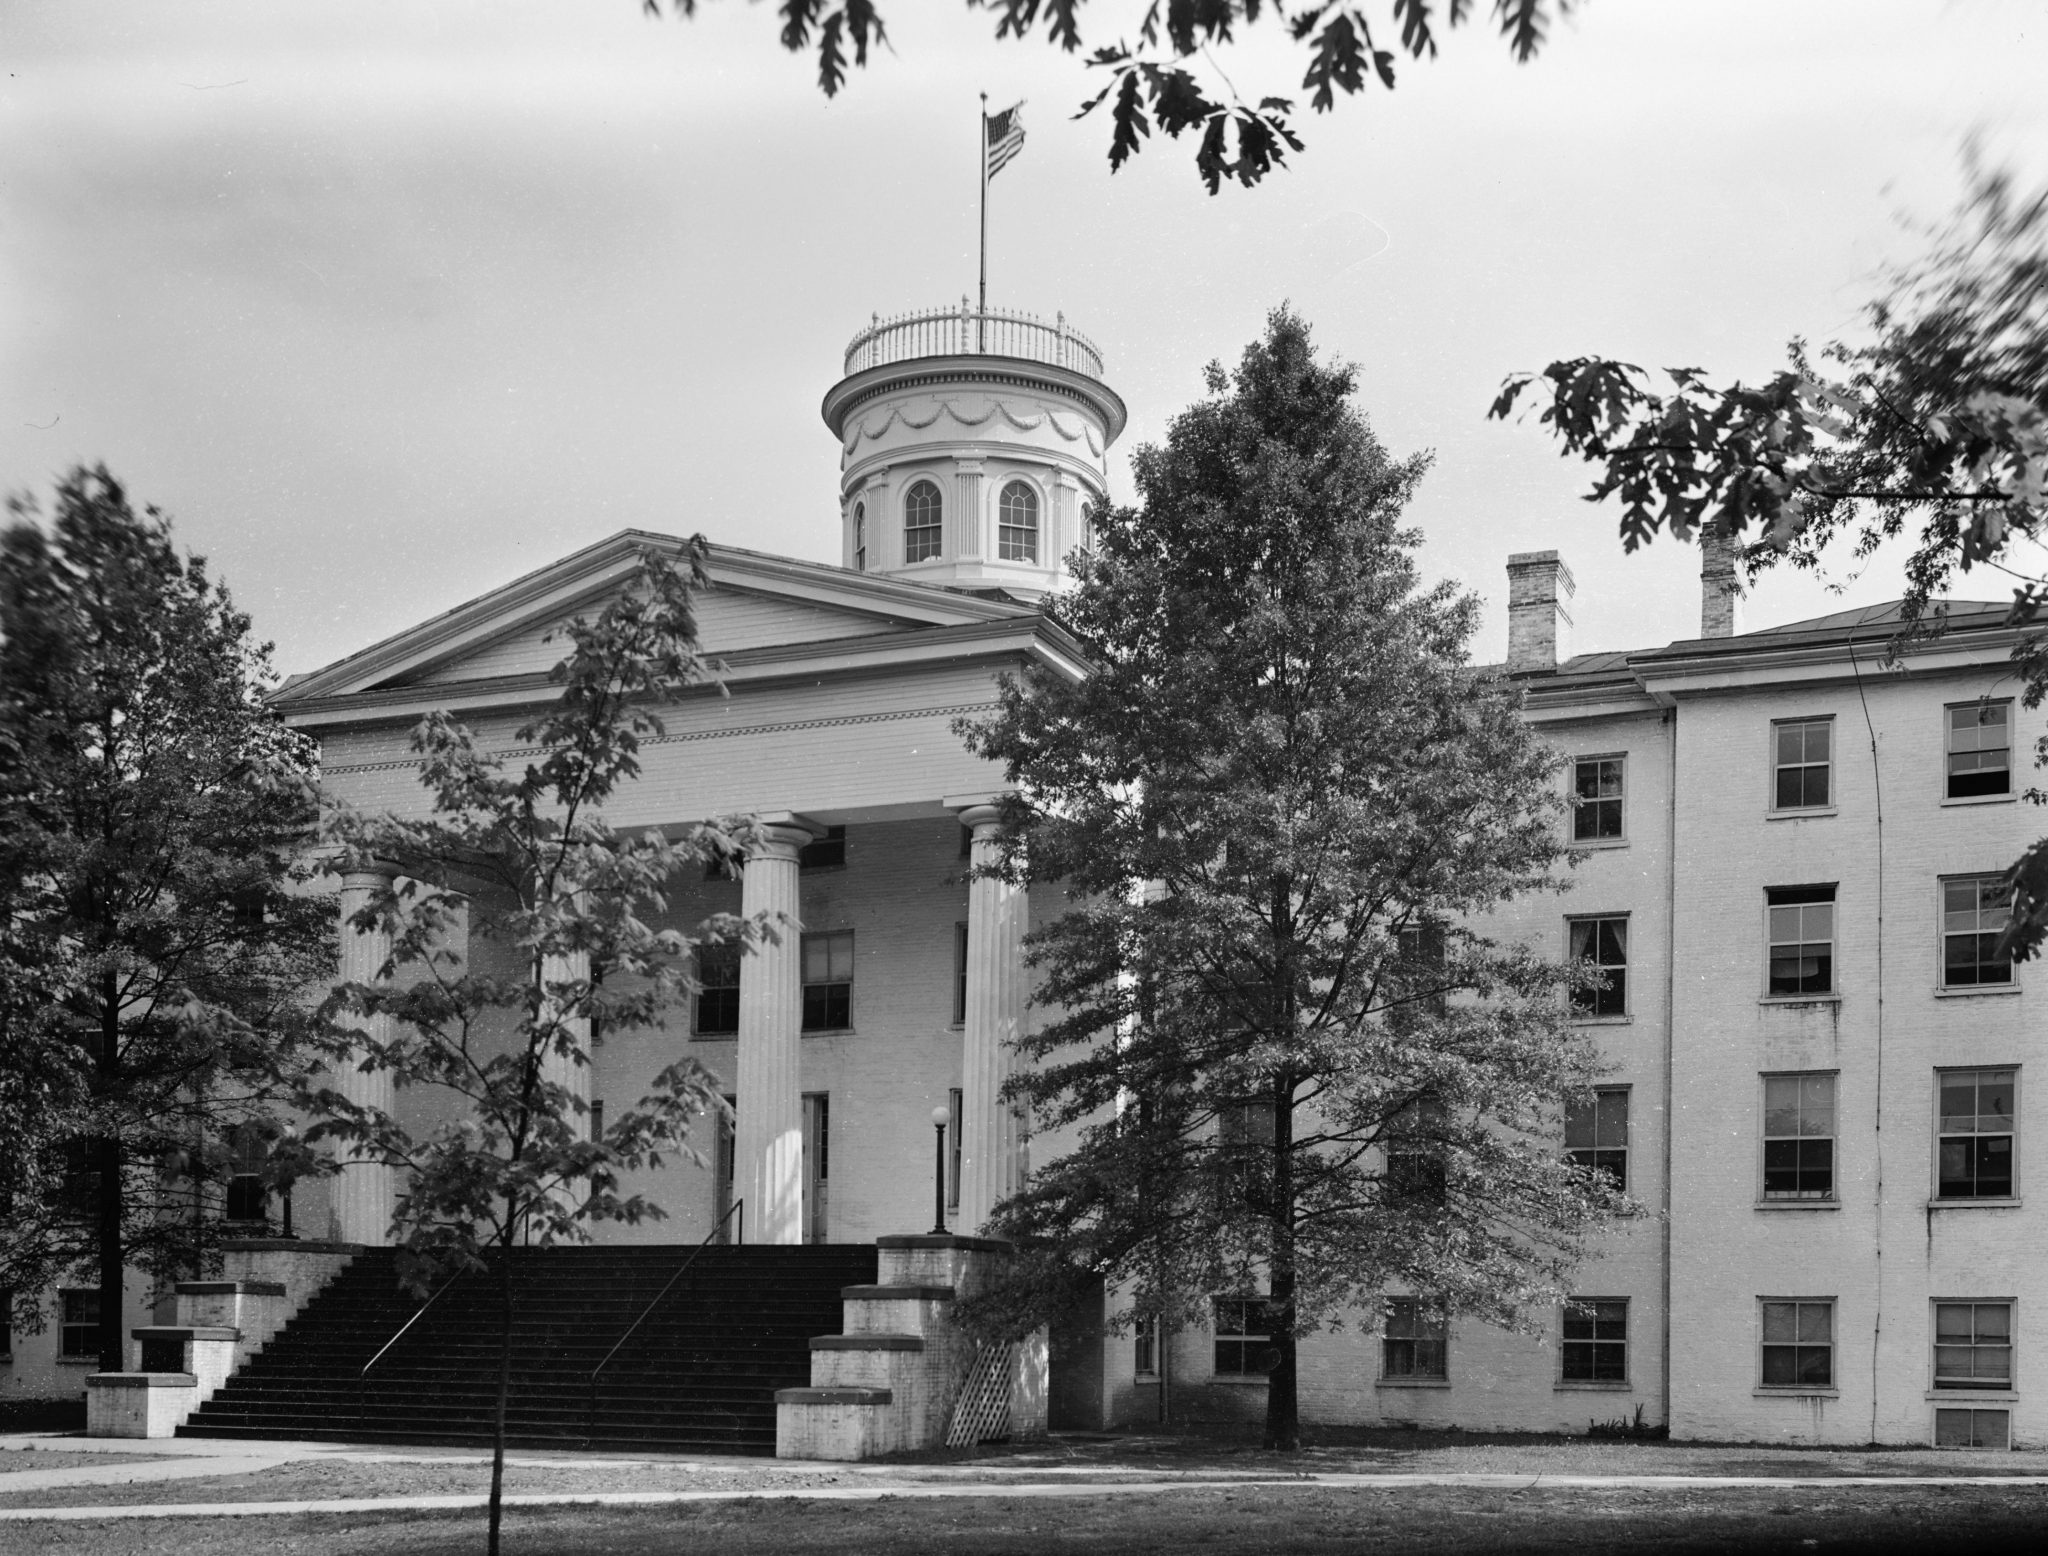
top-left (219, 1239), bottom-right (361, 1328)
top-left (86, 1374), bottom-right (198, 1439)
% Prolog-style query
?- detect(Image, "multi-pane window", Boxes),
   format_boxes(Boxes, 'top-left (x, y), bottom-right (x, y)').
top-left (1386, 1096), bottom-right (1447, 1202)
top-left (1562, 1298), bottom-right (1628, 1382)
top-left (1134, 1313), bottom-right (1159, 1379)
top-left (800, 931), bottom-right (854, 1032)
top-left (59, 1289), bottom-right (98, 1358)
top-left (1213, 1297), bottom-right (1273, 1376)
top-left (1565, 1089), bottom-right (1628, 1190)
top-left (1766, 886), bottom-right (1835, 996)
top-left (953, 922), bottom-right (969, 1025)
top-left (1773, 717), bottom-right (1833, 809)
top-left (852, 502), bottom-right (867, 572)
top-left (224, 1122), bottom-right (271, 1224)
top-left (998, 481), bottom-right (1039, 563)
top-left (1381, 1297), bottom-right (1448, 1381)
top-left (1942, 876), bottom-right (2014, 989)
top-left (1946, 701), bottom-right (2011, 799)
top-left (1938, 1069), bottom-right (2016, 1199)
top-left (1568, 916), bottom-right (1628, 1017)
top-left (799, 825), bottom-right (847, 871)
top-left (695, 943), bottom-right (741, 1036)
top-left (1935, 1407), bottom-right (2011, 1450)
top-left (1760, 1299), bottom-right (1833, 1388)
top-left (1394, 920), bottom-right (1448, 1016)
top-left (1762, 1073), bottom-right (1836, 1201)
top-left (903, 480), bottom-right (944, 562)
top-left (1572, 757), bottom-right (1625, 842)
top-left (1933, 1302), bottom-right (2012, 1390)
top-left (1219, 1098), bottom-right (1275, 1210)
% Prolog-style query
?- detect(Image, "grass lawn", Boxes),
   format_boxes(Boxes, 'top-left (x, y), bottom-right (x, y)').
top-left (0, 1451), bottom-right (174, 1475)
top-left (10, 1483), bottom-right (2048, 1555)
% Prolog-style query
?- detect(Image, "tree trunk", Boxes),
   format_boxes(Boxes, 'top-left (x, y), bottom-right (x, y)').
top-left (488, 1245), bottom-right (513, 1556)
top-left (96, 1132), bottom-right (124, 1374)
top-left (1265, 1067), bottom-right (1300, 1451)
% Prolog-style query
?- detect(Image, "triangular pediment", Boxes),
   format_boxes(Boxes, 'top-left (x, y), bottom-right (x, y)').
top-left (278, 529), bottom-right (1034, 702)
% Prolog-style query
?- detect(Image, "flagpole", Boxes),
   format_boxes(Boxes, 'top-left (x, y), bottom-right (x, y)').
top-left (977, 92), bottom-right (988, 351)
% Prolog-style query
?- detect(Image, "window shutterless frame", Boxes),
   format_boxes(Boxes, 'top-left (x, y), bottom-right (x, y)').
top-left (1939, 875), bottom-right (2016, 990)
top-left (1765, 885), bottom-right (1837, 997)
top-left (1944, 700), bottom-right (2013, 801)
top-left (1567, 914), bottom-right (1629, 1018)
top-left (1381, 1297), bottom-right (1448, 1382)
top-left (1770, 716), bottom-right (1835, 812)
top-left (1570, 754), bottom-right (1626, 844)
top-left (1761, 1071), bottom-right (1837, 1202)
top-left (1931, 1300), bottom-right (2013, 1392)
top-left (1935, 1067), bottom-right (2017, 1201)
top-left (1759, 1297), bottom-right (1835, 1390)
top-left (1561, 1298), bottom-right (1628, 1383)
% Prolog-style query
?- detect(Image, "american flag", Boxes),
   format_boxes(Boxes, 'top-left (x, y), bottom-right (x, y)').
top-left (985, 101), bottom-right (1026, 180)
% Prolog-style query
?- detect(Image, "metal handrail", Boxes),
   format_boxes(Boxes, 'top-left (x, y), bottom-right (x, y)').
top-left (585, 1198), bottom-right (744, 1444)
top-left (843, 301), bottom-right (1106, 381)
top-left (362, 1264), bottom-right (468, 1377)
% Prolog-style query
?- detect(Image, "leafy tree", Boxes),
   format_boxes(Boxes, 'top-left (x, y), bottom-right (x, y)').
top-left (312, 540), bottom-right (759, 1556)
top-left (0, 467), bottom-right (332, 1371)
top-left (1491, 161), bottom-right (2048, 954)
top-left (646, 1), bottom-right (1576, 192)
top-left (961, 310), bottom-right (1626, 1450)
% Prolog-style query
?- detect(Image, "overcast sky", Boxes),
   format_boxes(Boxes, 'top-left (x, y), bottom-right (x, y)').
top-left (4, 1), bottom-right (2044, 676)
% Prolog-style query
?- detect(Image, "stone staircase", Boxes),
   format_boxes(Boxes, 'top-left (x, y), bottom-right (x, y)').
top-left (776, 1234), bottom-right (1045, 1458)
top-left (177, 1242), bottom-right (877, 1454)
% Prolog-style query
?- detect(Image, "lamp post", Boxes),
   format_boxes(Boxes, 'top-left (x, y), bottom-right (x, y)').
top-left (930, 1105), bottom-right (950, 1235)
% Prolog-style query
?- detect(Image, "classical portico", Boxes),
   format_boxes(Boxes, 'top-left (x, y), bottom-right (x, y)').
top-left (279, 302), bottom-right (1121, 1256)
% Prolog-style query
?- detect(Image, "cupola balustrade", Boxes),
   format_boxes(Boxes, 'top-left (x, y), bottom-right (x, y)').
top-left (842, 301), bottom-right (1106, 381)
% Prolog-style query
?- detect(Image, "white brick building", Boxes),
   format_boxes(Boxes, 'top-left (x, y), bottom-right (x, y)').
top-left (13, 307), bottom-right (2035, 1454)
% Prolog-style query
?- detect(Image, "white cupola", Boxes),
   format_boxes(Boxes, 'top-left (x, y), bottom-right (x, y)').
top-left (820, 301), bottom-right (1127, 599)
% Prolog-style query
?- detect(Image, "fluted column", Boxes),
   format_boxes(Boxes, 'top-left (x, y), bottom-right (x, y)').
top-left (736, 816), bottom-right (819, 1245)
top-left (954, 801), bottom-right (1028, 1232)
top-left (334, 869), bottom-right (399, 1246)
top-left (541, 942), bottom-right (592, 1147)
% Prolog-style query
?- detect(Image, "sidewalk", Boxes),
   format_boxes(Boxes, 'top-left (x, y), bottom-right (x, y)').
top-left (5, 1431), bottom-right (2048, 1524)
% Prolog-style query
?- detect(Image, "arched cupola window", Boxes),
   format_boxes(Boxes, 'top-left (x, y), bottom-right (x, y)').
top-left (852, 502), bottom-right (867, 572)
top-left (998, 480), bottom-right (1039, 563)
top-left (904, 480), bottom-right (944, 563)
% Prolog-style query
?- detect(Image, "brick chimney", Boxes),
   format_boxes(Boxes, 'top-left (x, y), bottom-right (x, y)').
top-left (1700, 524), bottom-right (1742, 638)
top-left (1506, 551), bottom-right (1575, 674)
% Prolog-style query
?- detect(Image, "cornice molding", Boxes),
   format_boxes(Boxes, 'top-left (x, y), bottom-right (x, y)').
top-left (315, 708), bottom-right (1005, 777)
top-left (820, 354), bottom-right (1128, 446)
top-left (275, 531), bottom-right (1038, 704)
top-left (280, 615), bottom-right (1089, 729)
